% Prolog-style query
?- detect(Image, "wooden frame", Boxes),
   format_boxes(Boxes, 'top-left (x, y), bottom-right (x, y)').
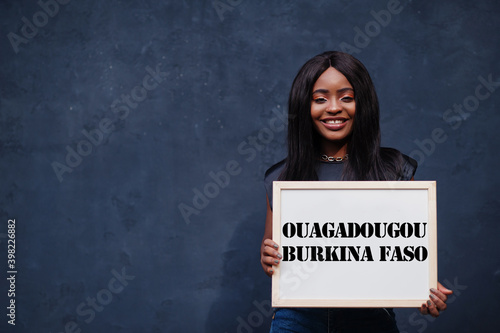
top-left (272, 181), bottom-right (437, 308)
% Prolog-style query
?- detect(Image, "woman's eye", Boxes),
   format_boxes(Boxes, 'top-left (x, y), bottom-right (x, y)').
top-left (341, 96), bottom-right (354, 102)
top-left (314, 97), bottom-right (327, 103)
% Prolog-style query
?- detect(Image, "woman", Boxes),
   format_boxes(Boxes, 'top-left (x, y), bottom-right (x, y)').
top-left (260, 51), bottom-right (452, 332)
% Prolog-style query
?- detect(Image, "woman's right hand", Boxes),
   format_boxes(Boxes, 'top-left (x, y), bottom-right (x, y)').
top-left (261, 196), bottom-right (281, 277)
top-left (260, 238), bottom-right (282, 277)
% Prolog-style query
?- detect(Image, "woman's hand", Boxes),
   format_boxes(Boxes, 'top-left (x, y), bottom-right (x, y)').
top-left (419, 282), bottom-right (453, 317)
top-left (261, 239), bottom-right (282, 277)
top-left (261, 196), bottom-right (281, 277)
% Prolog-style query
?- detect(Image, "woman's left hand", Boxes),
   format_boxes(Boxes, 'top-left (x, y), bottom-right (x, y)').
top-left (419, 282), bottom-right (453, 317)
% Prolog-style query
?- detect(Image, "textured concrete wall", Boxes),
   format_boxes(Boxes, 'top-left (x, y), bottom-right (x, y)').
top-left (1, 0), bottom-right (499, 332)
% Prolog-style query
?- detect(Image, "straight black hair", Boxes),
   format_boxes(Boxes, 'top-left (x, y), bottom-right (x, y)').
top-left (279, 51), bottom-right (403, 181)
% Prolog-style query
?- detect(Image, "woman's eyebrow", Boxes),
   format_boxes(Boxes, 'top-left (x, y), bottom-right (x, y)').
top-left (337, 87), bottom-right (354, 93)
top-left (312, 88), bottom-right (329, 94)
top-left (312, 87), bottom-right (354, 94)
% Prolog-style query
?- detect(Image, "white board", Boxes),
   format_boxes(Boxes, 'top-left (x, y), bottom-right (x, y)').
top-left (272, 181), bottom-right (437, 307)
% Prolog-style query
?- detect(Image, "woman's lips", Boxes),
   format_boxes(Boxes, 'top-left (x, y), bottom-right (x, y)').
top-left (320, 118), bottom-right (348, 130)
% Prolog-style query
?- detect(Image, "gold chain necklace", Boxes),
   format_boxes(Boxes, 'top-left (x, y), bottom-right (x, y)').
top-left (320, 154), bottom-right (349, 162)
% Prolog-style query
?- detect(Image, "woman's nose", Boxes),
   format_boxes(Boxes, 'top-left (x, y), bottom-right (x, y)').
top-left (326, 100), bottom-right (341, 113)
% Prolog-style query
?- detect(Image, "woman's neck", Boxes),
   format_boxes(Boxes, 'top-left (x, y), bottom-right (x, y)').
top-left (320, 140), bottom-right (348, 158)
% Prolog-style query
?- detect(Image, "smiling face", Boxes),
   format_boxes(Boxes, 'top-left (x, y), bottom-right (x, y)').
top-left (310, 67), bottom-right (355, 157)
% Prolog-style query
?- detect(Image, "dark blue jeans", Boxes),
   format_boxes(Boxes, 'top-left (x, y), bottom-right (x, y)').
top-left (270, 308), bottom-right (399, 333)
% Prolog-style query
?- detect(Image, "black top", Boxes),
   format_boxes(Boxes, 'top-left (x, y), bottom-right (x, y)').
top-left (264, 153), bottom-right (417, 210)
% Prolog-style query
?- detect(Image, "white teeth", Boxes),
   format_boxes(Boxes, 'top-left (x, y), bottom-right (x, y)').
top-left (324, 119), bottom-right (345, 124)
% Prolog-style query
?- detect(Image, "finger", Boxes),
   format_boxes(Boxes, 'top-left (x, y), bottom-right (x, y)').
top-left (262, 255), bottom-right (281, 266)
top-left (429, 292), bottom-right (447, 312)
top-left (426, 300), bottom-right (440, 318)
top-left (437, 282), bottom-right (453, 295)
top-left (263, 244), bottom-right (280, 255)
top-left (262, 264), bottom-right (275, 276)
top-left (261, 260), bottom-right (274, 277)
top-left (263, 239), bottom-right (279, 249)
top-left (263, 246), bottom-right (282, 259)
top-left (430, 287), bottom-right (448, 303)
top-left (419, 303), bottom-right (429, 315)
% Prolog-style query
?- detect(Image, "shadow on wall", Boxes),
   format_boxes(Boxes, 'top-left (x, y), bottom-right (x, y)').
top-left (205, 211), bottom-right (273, 333)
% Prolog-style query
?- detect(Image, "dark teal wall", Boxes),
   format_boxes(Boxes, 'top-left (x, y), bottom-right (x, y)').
top-left (1, 0), bottom-right (499, 332)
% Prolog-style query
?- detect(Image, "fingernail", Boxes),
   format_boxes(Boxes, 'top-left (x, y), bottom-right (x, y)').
top-left (274, 259), bottom-right (279, 264)
top-left (277, 254), bottom-right (282, 259)
top-left (270, 269), bottom-right (273, 273)
top-left (273, 244), bottom-right (278, 249)
top-left (430, 288), bottom-right (437, 293)
top-left (427, 300), bottom-right (432, 307)
top-left (430, 294), bottom-right (437, 299)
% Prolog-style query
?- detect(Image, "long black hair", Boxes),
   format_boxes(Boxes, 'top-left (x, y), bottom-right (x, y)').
top-left (279, 51), bottom-right (403, 181)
